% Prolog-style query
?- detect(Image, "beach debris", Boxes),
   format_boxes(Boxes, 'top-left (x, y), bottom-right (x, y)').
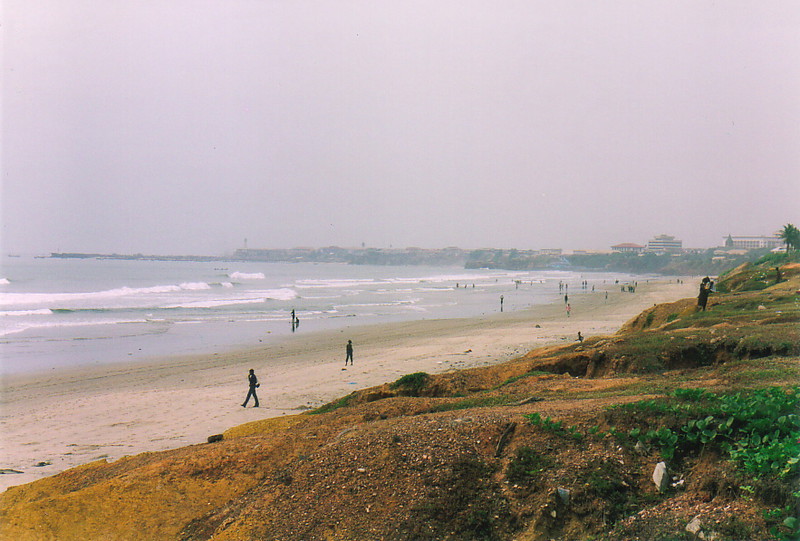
top-left (0, 469), bottom-right (24, 475)
top-left (652, 462), bottom-right (670, 492)
top-left (494, 422), bottom-right (517, 457)
top-left (33, 461), bottom-right (51, 467)
top-left (207, 434), bottom-right (224, 443)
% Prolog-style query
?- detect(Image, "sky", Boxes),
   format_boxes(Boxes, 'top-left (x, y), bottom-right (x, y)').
top-left (2, 1), bottom-right (799, 255)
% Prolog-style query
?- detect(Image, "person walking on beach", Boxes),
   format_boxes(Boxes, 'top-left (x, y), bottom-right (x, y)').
top-left (345, 340), bottom-right (354, 366)
top-left (566, 303), bottom-right (571, 317)
top-left (242, 369), bottom-right (260, 408)
top-left (500, 295), bottom-right (504, 312)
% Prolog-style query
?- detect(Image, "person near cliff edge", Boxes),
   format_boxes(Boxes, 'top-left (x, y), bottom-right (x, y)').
top-left (697, 277), bottom-right (713, 311)
top-left (242, 369), bottom-right (260, 407)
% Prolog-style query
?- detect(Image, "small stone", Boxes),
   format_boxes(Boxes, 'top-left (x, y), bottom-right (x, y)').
top-left (686, 515), bottom-right (703, 536)
top-left (653, 462), bottom-right (670, 492)
top-left (556, 488), bottom-right (570, 505)
top-left (357, 468), bottom-right (367, 473)
top-left (207, 434), bottom-right (224, 443)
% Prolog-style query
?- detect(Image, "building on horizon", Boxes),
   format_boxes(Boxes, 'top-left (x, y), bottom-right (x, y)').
top-left (611, 243), bottom-right (645, 254)
top-left (723, 234), bottom-right (782, 250)
top-left (646, 234), bottom-right (683, 253)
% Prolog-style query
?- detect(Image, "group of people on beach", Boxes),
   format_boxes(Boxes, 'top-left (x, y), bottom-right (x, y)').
top-left (243, 277), bottom-right (705, 407)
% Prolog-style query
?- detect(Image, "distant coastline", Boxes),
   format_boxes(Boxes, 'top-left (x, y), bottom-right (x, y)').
top-left (48, 245), bottom-right (766, 275)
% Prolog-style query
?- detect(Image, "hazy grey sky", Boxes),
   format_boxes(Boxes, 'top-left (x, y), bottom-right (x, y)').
top-left (3, 1), bottom-right (799, 255)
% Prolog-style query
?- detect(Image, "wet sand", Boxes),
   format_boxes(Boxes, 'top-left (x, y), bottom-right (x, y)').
top-left (0, 279), bottom-right (696, 491)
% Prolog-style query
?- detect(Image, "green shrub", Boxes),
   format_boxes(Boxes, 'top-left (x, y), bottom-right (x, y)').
top-left (390, 372), bottom-right (430, 396)
top-left (610, 386), bottom-right (800, 479)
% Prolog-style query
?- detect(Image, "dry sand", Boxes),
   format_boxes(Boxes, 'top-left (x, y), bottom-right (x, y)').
top-left (0, 279), bottom-right (697, 491)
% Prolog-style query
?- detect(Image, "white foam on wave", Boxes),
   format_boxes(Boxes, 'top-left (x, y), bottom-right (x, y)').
top-left (0, 282), bottom-right (213, 308)
top-left (179, 282), bottom-right (212, 290)
top-left (0, 278), bottom-right (10, 285)
top-left (295, 278), bottom-right (376, 289)
top-left (255, 288), bottom-right (297, 301)
top-left (0, 308), bottom-right (53, 317)
top-left (0, 317), bottom-right (155, 337)
top-left (229, 272), bottom-right (266, 280)
top-left (221, 282), bottom-right (234, 288)
top-left (165, 298), bottom-right (266, 309)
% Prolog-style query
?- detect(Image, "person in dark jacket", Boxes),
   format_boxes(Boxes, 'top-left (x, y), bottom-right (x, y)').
top-left (242, 369), bottom-right (260, 407)
top-left (697, 277), bottom-right (713, 311)
top-left (345, 340), bottom-right (354, 366)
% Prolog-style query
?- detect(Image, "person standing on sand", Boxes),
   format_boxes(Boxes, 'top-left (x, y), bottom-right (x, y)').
top-left (500, 295), bottom-right (504, 312)
top-left (242, 369), bottom-right (260, 408)
top-left (566, 303), bottom-right (571, 317)
top-left (345, 340), bottom-right (354, 366)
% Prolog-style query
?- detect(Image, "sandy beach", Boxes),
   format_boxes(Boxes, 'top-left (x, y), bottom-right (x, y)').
top-left (0, 279), bottom-right (697, 491)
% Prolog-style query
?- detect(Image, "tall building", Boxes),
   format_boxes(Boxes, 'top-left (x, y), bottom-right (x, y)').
top-left (647, 234), bottom-right (683, 253)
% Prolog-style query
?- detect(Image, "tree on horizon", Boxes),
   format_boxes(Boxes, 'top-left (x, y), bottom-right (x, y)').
top-left (779, 223), bottom-right (800, 252)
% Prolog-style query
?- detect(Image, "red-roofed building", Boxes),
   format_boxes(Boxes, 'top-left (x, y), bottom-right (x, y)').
top-left (611, 243), bottom-right (645, 253)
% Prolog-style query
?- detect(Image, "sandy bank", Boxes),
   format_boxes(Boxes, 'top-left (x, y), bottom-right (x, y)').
top-left (0, 279), bottom-right (697, 491)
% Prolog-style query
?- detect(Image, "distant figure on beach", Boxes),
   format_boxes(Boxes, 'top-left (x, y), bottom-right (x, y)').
top-left (345, 340), bottom-right (354, 366)
top-left (241, 369), bottom-right (260, 408)
top-left (566, 303), bottom-right (571, 317)
top-left (564, 294), bottom-right (568, 304)
top-left (500, 295), bottom-right (504, 312)
top-left (697, 277), bottom-right (713, 311)
top-left (577, 331), bottom-right (583, 342)
top-left (291, 309), bottom-right (296, 332)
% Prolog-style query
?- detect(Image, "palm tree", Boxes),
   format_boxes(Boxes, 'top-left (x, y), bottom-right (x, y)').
top-left (779, 223), bottom-right (800, 252)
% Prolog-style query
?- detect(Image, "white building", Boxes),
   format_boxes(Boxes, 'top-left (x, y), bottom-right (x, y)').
top-left (723, 234), bottom-right (782, 250)
top-left (611, 243), bottom-right (645, 254)
top-left (647, 234), bottom-right (683, 253)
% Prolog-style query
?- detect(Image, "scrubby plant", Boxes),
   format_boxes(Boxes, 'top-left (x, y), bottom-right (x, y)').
top-left (506, 446), bottom-right (553, 484)
top-left (525, 412), bottom-right (584, 441)
top-left (390, 372), bottom-right (430, 396)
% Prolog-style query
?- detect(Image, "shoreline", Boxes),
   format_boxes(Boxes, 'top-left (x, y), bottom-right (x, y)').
top-left (0, 279), bottom-right (697, 491)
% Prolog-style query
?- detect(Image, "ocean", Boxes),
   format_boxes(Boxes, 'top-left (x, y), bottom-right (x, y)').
top-left (0, 256), bottom-right (638, 375)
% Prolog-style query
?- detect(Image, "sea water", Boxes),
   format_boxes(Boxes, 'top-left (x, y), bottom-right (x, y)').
top-left (0, 256), bottom-right (637, 375)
